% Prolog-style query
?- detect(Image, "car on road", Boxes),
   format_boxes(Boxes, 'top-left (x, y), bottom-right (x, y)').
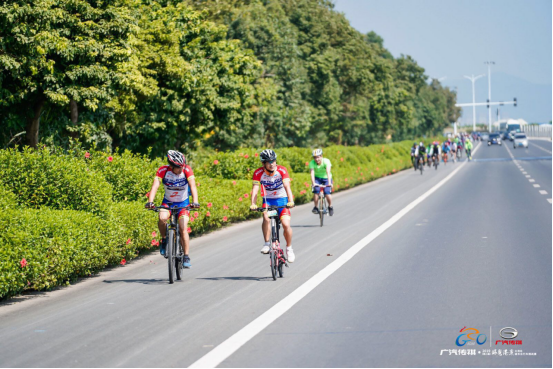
top-left (502, 131), bottom-right (511, 140)
top-left (487, 133), bottom-right (502, 146)
top-left (480, 132), bottom-right (490, 141)
top-left (513, 133), bottom-right (529, 149)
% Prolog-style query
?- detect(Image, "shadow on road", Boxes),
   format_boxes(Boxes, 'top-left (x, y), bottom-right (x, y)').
top-left (196, 276), bottom-right (273, 282)
top-left (103, 279), bottom-right (168, 285)
top-left (291, 225), bottom-right (320, 228)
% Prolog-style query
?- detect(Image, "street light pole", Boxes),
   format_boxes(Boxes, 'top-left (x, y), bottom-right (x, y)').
top-left (485, 61), bottom-right (495, 132)
top-left (463, 74), bottom-right (485, 132)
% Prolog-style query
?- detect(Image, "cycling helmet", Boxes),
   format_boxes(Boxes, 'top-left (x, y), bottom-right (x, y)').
top-left (312, 148), bottom-right (323, 157)
top-left (419, 142), bottom-right (424, 146)
top-left (259, 149), bottom-right (277, 162)
top-left (167, 150), bottom-right (185, 167)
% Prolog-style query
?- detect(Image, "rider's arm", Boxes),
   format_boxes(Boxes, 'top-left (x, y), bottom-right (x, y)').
top-left (325, 164), bottom-right (332, 185)
top-left (283, 180), bottom-right (294, 204)
top-left (148, 177), bottom-right (160, 203)
top-left (251, 183), bottom-right (260, 206)
top-left (310, 168), bottom-right (316, 185)
top-left (188, 176), bottom-right (199, 204)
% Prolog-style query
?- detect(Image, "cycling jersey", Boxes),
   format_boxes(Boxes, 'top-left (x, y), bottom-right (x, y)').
top-left (252, 165), bottom-right (291, 199)
top-left (155, 165), bottom-right (195, 203)
top-left (309, 158), bottom-right (332, 179)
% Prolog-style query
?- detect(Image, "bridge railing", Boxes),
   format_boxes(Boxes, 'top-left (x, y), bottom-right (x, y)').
top-left (522, 125), bottom-right (552, 139)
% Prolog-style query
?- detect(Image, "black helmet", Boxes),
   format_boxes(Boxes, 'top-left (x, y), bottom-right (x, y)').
top-left (259, 149), bottom-right (277, 162)
top-left (167, 150), bottom-right (185, 167)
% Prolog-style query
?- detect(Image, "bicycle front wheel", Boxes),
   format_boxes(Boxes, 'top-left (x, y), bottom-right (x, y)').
top-left (175, 235), bottom-right (183, 281)
top-left (319, 197), bottom-right (324, 227)
top-left (167, 229), bottom-right (176, 284)
top-left (270, 250), bottom-right (277, 281)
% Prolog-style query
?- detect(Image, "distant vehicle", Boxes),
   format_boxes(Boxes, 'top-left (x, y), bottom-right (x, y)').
top-left (513, 133), bottom-right (528, 149)
top-left (502, 131), bottom-right (510, 140)
top-left (480, 132), bottom-right (490, 141)
top-left (507, 123), bottom-right (522, 141)
top-left (488, 133), bottom-right (502, 146)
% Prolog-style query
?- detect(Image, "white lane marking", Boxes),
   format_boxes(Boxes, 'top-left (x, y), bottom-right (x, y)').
top-left (529, 179), bottom-right (535, 182)
top-left (548, 199), bottom-right (552, 204)
top-left (522, 172), bottom-right (527, 174)
top-left (531, 143), bottom-right (552, 155)
top-left (525, 175), bottom-right (531, 178)
top-left (539, 190), bottom-right (548, 195)
top-left (533, 184), bottom-right (541, 188)
top-left (189, 143), bottom-right (482, 368)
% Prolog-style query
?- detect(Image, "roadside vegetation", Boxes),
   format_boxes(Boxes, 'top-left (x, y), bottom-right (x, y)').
top-left (0, 141), bottom-right (415, 299)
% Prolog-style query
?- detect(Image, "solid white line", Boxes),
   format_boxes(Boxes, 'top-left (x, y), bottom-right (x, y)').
top-left (539, 190), bottom-right (548, 195)
top-left (531, 143), bottom-right (552, 155)
top-left (533, 184), bottom-right (541, 188)
top-left (189, 143), bottom-right (482, 368)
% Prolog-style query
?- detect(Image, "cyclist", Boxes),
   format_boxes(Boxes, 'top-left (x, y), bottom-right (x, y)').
top-left (456, 137), bottom-right (463, 158)
top-left (410, 142), bottom-right (417, 170)
top-left (145, 150), bottom-right (200, 268)
top-left (426, 143), bottom-right (433, 167)
top-left (431, 141), bottom-right (441, 165)
top-left (309, 148), bottom-right (334, 216)
top-left (250, 149), bottom-right (296, 262)
top-left (442, 141), bottom-right (450, 162)
top-left (465, 138), bottom-right (473, 160)
top-left (414, 142), bottom-right (426, 169)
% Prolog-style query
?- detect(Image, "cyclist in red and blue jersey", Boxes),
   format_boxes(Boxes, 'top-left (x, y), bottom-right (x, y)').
top-left (249, 149), bottom-right (296, 262)
top-left (145, 150), bottom-right (199, 267)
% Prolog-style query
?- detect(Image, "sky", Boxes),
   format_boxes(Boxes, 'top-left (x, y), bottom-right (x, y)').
top-left (333, 0), bottom-right (552, 123)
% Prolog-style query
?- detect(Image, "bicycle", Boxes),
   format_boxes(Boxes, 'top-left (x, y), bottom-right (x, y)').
top-left (432, 154), bottom-right (439, 170)
top-left (312, 184), bottom-right (330, 227)
top-left (442, 152), bottom-right (448, 165)
top-left (148, 204), bottom-right (193, 284)
top-left (417, 155), bottom-right (424, 175)
top-left (456, 147), bottom-right (462, 160)
top-left (251, 205), bottom-right (289, 280)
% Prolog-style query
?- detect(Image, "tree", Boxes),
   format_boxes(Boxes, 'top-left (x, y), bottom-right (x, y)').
top-left (0, 0), bottom-right (138, 147)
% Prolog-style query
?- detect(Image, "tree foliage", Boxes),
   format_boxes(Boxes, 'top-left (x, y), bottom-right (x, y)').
top-left (0, 0), bottom-right (461, 153)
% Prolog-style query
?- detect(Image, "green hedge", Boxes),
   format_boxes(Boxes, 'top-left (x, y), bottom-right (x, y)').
top-left (0, 140), bottom-right (416, 299)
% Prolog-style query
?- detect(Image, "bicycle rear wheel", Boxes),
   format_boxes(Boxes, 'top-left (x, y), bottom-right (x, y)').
top-left (278, 255), bottom-right (284, 278)
top-left (167, 229), bottom-right (176, 284)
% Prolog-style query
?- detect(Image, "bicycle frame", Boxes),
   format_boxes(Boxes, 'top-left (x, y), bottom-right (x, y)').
top-left (149, 204), bottom-right (190, 284)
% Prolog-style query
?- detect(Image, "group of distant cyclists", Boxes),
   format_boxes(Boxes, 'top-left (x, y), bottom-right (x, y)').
top-left (145, 148), bottom-right (335, 267)
top-left (410, 134), bottom-right (474, 170)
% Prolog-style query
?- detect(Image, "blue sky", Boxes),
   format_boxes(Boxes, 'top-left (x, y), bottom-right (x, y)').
top-left (333, 0), bottom-right (552, 123)
top-left (333, 0), bottom-right (551, 84)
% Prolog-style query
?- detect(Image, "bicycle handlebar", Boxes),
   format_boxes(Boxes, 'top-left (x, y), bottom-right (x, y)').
top-left (147, 205), bottom-right (199, 213)
top-left (251, 205), bottom-right (289, 212)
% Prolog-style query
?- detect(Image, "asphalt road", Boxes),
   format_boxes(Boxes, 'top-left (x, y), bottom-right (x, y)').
top-left (0, 140), bottom-right (551, 368)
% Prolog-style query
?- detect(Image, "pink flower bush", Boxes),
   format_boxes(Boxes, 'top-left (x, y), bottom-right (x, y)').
top-left (151, 231), bottom-right (157, 237)
top-left (120, 259), bottom-right (126, 265)
top-left (238, 197), bottom-right (243, 202)
top-left (213, 160), bottom-right (219, 165)
top-left (151, 239), bottom-right (159, 247)
top-left (223, 205), bottom-right (229, 210)
top-left (232, 181), bottom-right (237, 186)
top-left (194, 212), bottom-right (199, 218)
top-left (187, 227), bottom-right (192, 233)
top-left (205, 211), bottom-right (211, 217)
top-left (244, 154), bottom-right (249, 159)
top-left (223, 216), bottom-right (228, 222)
top-left (85, 152), bottom-right (90, 159)
top-left (107, 156), bottom-right (113, 162)
top-left (126, 238), bottom-right (132, 245)
top-left (20, 258), bottom-right (27, 268)
top-left (244, 193), bottom-right (249, 198)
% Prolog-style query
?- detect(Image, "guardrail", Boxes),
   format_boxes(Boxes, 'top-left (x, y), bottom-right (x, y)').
top-left (522, 125), bottom-right (552, 139)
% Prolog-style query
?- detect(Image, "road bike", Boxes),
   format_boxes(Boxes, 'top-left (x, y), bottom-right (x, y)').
top-left (466, 148), bottom-right (472, 161)
top-left (417, 155), bottom-right (424, 175)
top-left (313, 184), bottom-right (330, 227)
top-left (432, 154), bottom-right (439, 170)
top-left (251, 205), bottom-right (289, 280)
top-left (456, 147), bottom-right (462, 160)
top-left (149, 204), bottom-right (193, 284)
top-left (442, 152), bottom-right (448, 165)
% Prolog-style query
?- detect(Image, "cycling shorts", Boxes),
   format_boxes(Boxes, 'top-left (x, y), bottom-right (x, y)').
top-left (312, 177), bottom-right (332, 195)
top-left (161, 199), bottom-right (190, 220)
top-left (262, 197), bottom-right (291, 220)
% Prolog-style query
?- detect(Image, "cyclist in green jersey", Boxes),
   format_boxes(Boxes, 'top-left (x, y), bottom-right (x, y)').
top-left (465, 139), bottom-right (473, 160)
top-left (309, 149), bottom-right (334, 216)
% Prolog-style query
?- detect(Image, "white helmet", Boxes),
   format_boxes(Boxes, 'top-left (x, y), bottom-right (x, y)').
top-left (312, 148), bottom-right (323, 157)
top-left (167, 150), bottom-right (185, 167)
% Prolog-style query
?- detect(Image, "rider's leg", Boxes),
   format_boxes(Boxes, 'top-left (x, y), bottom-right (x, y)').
top-left (178, 214), bottom-right (190, 255)
top-left (313, 193), bottom-right (319, 208)
top-left (158, 210), bottom-right (169, 238)
top-left (281, 217), bottom-right (293, 247)
top-left (325, 194), bottom-right (332, 207)
top-left (262, 213), bottom-right (271, 243)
